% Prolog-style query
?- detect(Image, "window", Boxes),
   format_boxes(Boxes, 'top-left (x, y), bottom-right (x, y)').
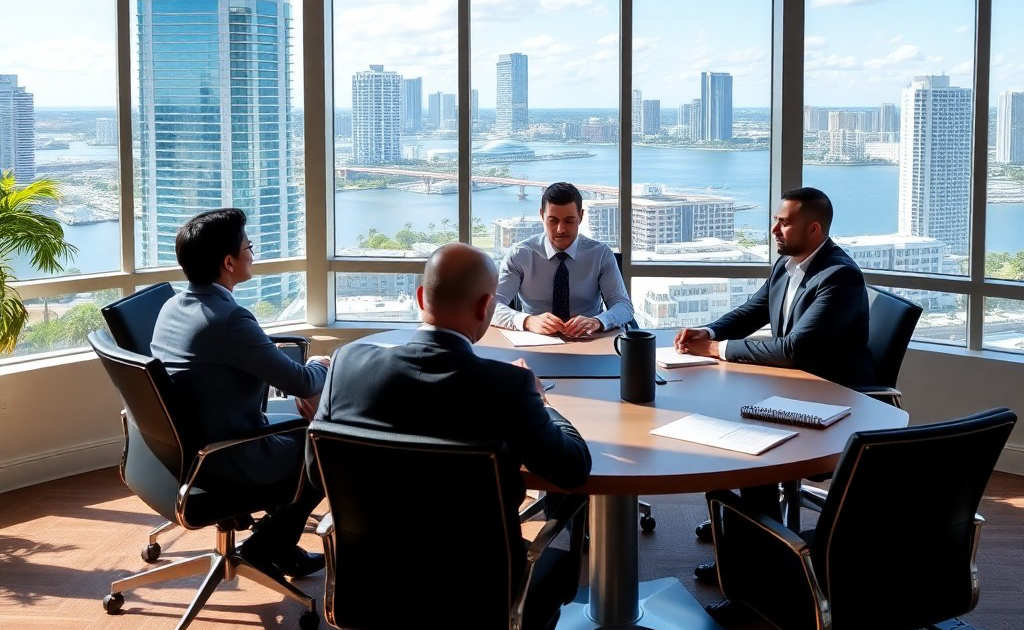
top-left (2, 1), bottom-right (120, 281)
top-left (332, 1), bottom-right (458, 258)
top-left (984, 298), bottom-right (1024, 353)
top-left (11, 290), bottom-right (120, 358)
top-left (631, 1), bottom-right (771, 262)
top-left (877, 286), bottom-right (967, 347)
top-left (803, 0), bottom-right (975, 277)
top-left (631, 277), bottom-right (761, 330)
top-left (144, 272), bottom-right (307, 325)
top-left (335, 272), bottom-right (422, 322)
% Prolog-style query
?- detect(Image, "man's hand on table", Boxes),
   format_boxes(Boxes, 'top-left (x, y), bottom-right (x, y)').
top-left (524, 312), bottom-right (565, 335)
top-left (295, 395), bottom-right (319, 420)
top-left (563, 315), bottom-right (601, 338)
top-left (674, 327), bottom-right (719, 358)
top-left (512, 358), bottom-right (550, 405)
top-left (308, 355), bottom-right (331, 368)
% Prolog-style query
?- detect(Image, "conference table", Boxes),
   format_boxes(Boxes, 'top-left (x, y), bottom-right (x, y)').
top-left (361, 327), bottom-right (909, 630)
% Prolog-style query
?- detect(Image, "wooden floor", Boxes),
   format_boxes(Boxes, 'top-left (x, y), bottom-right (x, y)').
top-left (1, 468), bottom-right (1021, 630)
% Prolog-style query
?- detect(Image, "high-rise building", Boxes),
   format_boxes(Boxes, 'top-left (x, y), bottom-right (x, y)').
top-left (496, 53), bottom-right (528, 134)
top-left (352, 65), bottom-right (402, 165)
top-left (428, 91), bottom-right (441, 129)
top-left (94, 117), bottom-right (118, 145)
top-left (996, 90), bottom-right (1024, 165)
top-left (0, 74), bottom-right (34, 181)
top-left (700, 71), bottom-right (732, 141)
top-left (804, 106), bottom-right (830, 132)
top-left (400, 77), bottom-right (422, 133)
top-left (631, 89), bottom-right (642, 134)
top-left (562, 121), bottom-right (582, 140)
top-left (688, 98), bottom-right (702, 141)
top-left (582, 194), bottom-right (736, 251)
top-left (471, 88), bottom-right (479, 126)
top-left (136, 0), bottom-right (302, 307)
top-left (880, 102), bottom-right (899, 134)
top-left (493, 216), bottom-right (544, 255)
top-left (441, 93), bottom-right (457, 130)
top-left (641, 100), bottom-right (661, 135)
top-left (678, 103), bottom-right (688, 127)
top-left (897, 75), bottom-right (972, 255)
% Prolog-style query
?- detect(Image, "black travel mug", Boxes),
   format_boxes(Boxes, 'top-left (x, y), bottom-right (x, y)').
top-left (613, 330), bottom-right (656, 403)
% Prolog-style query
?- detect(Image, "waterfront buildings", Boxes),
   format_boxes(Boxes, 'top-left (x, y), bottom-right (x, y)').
top-left (471, 88), bottom-right (479, 127)
top-left (897, 75), bottom-right (972, 255)
top-left (700, 72), bottom-right (733, 141)
top-left (493, 216), bottom-right (544, 255)
top-left (641, 99), bottom-right (661, 135)
top-left (688, 98), bottom-right (702, 141)
top-left (996, 90), bottom-right (1024, 165)
top-left (94, 118), bottom-right (117, 146)
top-left (441, 93), bottom-right (457, 130)
top-left (401, 77), bottom-right (422, 133)
top-left (880, 102), bottom-right (899, 135)
top-left (136, 0), bottom-right (302, 307)
top-left (496, 53), bottom-right (528, 135)
top-left (631, 89), bottom-right (642, 134)
top-left (352, 65), bottom-right (402, 164)
top-left (582, 193), bottom-right (737, 253)
top-left (0, 74), bottom-right (34, 181)
top-left (428, 91), bottom-right (441, 130)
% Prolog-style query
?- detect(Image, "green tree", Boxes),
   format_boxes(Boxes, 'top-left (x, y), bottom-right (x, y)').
top-left (58, 303), bottom-right (105, 346)
top-left (252, 300), bottom-right (280, 321)
top-left (0, 171), bottom-right (76, 353)
top-left (985, 251), bottom-right (1011, 278)
top-left (20, 318), bottom-right (62, 353)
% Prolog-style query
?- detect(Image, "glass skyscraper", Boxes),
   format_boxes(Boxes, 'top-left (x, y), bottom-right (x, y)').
top-left (136, 0), bottom-right (302, 308)
top-left (700, 71), bottom-right (733, 141)
top-left (352, 65), bottom-right (402, 164)
top-left (996, 90), bottom-right (1024, 165)
top-left (0, 74), bottom-right (35, 182)
top-left (495, 53), bottom-right (528, 135)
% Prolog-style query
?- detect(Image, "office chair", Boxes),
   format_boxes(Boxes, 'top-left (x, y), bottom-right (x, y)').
top-left (307, 419), bottom-right (587, 630)
top-left (89, 331), bottom-right (320, 630)
top-left (706, 408), bottom-right (1016, 630)
top-left (100, 282), bottom-right (311, 562)
top-left (853, 285), bottom-right (923, 409)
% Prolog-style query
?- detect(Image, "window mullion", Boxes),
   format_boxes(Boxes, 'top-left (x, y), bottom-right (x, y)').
top-left (968, 0), bottom-right (993, 350)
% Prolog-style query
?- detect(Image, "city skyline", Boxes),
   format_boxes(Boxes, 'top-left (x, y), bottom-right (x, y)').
top-left (0, 74), bottom-right (35, 181)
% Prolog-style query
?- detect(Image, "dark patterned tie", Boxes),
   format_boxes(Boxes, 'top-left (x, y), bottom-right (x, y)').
top-left (552, 252), bottom-right (571, 321)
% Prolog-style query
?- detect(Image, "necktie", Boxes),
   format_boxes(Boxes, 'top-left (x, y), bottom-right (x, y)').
top-left (553, 252), bottom-right (571, 322)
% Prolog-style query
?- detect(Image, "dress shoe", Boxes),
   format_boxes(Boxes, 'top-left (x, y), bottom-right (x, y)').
top-left (693, 560), bottom-right (719, 585)
top-left (237, 539), bottom-right (285, 579)
top-left (695, 519), bottom-right (713, 543)
top-left (276, 547), bottom-right (325, 579)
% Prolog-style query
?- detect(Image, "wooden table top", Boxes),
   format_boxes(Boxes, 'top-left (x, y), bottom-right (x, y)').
top-left (359, 327), bottom-right (909, 495)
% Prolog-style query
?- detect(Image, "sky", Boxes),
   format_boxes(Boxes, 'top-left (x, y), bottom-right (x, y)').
top-left (4, 0), bottom-right (1024, 110)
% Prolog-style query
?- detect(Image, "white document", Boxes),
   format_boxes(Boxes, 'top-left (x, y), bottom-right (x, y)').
top-left (650, 413), bottom-right (798, 456)
top-left (655, 347), bottom-right (717, 368)
top-left (499, 329), bottom-right (566, 347)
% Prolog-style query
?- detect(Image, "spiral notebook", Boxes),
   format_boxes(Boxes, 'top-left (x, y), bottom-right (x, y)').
top-left (741, 395), bottom-right (851, 429)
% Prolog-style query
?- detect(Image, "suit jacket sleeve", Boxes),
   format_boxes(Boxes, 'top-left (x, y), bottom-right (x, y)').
top-left (492, 249), bottom-right (527, 330)
top-left (723, 265), bottom-right (864, 368)
top-left (223, 306), bottom-right (327, 398)
top-left (508, 368), bottom-right (592, 489)
top-left (596, 247), bottom-right (634, 330)
top-left (707, 274), bottom-right (772, 340)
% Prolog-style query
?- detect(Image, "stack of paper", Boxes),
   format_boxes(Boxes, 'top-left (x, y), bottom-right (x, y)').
top-left (656, 347), bottom-right (717, 368)
top-left (650, 413), bottom-right (797, 456)
top-left (499, 330), bottom-right (566, 347)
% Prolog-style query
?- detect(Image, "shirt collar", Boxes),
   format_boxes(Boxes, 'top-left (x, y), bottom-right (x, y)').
top-left (543, 234), bottom-right (580, 260)
top-left (417, 324), bottom-right (474, 349)
top-left (188, 282), bottom-right (236, 303)
top-left (784, 238), bottom-right (829, 277)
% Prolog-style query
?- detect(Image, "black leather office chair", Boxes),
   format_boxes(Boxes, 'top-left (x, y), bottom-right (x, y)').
top-left (89, 331), bottom-right (320, 630)
top-left (100, 282), bottom-right (312, 562)
top-left (707, 408), bottom-right (1016, 630)
top-left (307, 419), bottom-right (587, 630)
top-left (853, 285), bottom-right (923, 409)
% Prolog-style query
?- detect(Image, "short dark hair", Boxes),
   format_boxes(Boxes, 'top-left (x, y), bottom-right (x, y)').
top-left (175, 208), bottom-right (247, 285)
top-left (781, 187), bottom-right (833, 234)
top-left (541, 181), bottom-right (583, 215)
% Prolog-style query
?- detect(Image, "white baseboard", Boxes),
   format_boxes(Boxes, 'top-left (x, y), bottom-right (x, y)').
top-left (0, 436), bottom-right (123, 494)
top-left (996, 443), bottom-right (1024, 476)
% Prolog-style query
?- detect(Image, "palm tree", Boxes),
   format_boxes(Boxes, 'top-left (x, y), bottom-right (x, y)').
top-left (0, 170), bottom-right (76, 353)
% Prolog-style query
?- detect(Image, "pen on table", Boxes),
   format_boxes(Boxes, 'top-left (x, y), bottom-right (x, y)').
top-left (542, 381), bottom-right (555, 391)
top-left (655, 371), bottom-right (667, 385)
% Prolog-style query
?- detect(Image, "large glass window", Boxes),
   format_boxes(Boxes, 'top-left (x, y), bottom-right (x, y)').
top-left (472, 0), bottom-right (619, 261)
top-left (143, 272), bottom-right (307, 325)
top-left (984, 298), bottom-right (1024, 353)
top-left (10, 290), bottom-right (121, 358)
top-left (631, 276), bottom-right (763, 330)
top-left (332, 1), bottom-right (458, 258)
top-left (335, 272), bottom-right (422, 322)
top-left (878, 286), bottom-right (967, 347)
top-left (804, 0), bottom-right (975, 277)
top-left (2, 1), bottom-right (120, 281)
top-left (631, 1), bottom-right (771, 263)
top-left (133, 0), bottom-right (306, 274)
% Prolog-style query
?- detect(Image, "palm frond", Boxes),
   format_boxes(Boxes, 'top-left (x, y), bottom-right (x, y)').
top-left (0, 265), bottom-right (27, 353)
top-left (0, 171), bottom-right (76, 273)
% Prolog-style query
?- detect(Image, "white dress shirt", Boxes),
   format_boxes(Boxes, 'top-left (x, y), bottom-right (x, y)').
top-left (705, 238), bottom-right (829, 360)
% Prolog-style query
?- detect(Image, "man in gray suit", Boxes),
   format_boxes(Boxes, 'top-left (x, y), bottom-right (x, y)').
top-left (152, 208), bottom-right (329, 578)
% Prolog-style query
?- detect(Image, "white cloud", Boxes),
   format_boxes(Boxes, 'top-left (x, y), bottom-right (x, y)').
top-left (805, 35), bottom-right (827, 50)
top-left (811, 0), bottom-right (877, 7)
top-left (539, 0), bottom-right (592, 10)
top-left (949, 60), bottom-right (973, 75)
top-left (954, 25), bottom-right (970, 34)
top-left (864, 44), bottom-right (920, 69)
top-left (597, 32), bottom-right (617, 46)
top-left (889, 35), bottom-right (903, 45)
top-left (805, 53), bottom-right (859, 71)
top-left (519, 34), bottom-right (574, 59)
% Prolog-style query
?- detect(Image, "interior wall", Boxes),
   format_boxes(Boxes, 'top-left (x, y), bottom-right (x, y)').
top-left (1, 329), bottom-right (1021, 493)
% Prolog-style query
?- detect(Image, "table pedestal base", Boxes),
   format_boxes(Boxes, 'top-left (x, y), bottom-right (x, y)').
top-left (556, 578), bottom-right (724, 630)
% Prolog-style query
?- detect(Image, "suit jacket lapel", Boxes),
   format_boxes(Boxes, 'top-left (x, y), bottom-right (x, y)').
top-left (769, 264), bottom-right (788, 337)
top-left (784, 239), bottom-right (836, 335)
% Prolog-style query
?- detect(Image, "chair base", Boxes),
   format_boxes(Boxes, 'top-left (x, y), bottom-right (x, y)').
top-left (105, 526), bottom-right (318, 630)
top-left (555, 578), bottom-right (724, 630)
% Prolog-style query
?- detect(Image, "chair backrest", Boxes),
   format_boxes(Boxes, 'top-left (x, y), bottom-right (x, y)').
top-left (89, 330), bottom-right (186, 523)
top-left (307, 420), bottom-right (522, 629)
top-left (866, 285), bottom-right (922, 387)
top-left (814, 408), bottom-right (1016, 629)
top-left (101, 282), bottom-right (176, 356)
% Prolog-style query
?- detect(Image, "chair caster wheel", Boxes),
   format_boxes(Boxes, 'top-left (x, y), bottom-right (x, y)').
top-left (103, 592), bottom-right (125, 614)
top-left (695, 519), bottom-right (712, 543)
top-left (299, 609), bottom-right (320, 629)
top-left (640, 515), bottom-right (656, 533)
top-left (141, 542), bottom-right (161, 563)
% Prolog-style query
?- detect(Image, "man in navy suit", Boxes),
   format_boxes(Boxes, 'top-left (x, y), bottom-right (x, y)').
top-left (313, 242), bottom-right (591, 630)
top-left (675, 187), bottom-right (874, 596)
top-left (152, 208), bottom-right (329, 578)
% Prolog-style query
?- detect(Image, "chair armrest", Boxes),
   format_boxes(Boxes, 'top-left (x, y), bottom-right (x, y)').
top-left (707, 490), bottom-right (830, 630)
top-left (968, 513), bottom-right (985, 610)
top-left (519, 495), bottom-right (547, 522)
top-left (800, 484), bottom-right (829, 512)
top-left (316, 512), bottom-right (334, 537)
top-left (852, 385), bottom-right (903, 408)
top-left (268, 334), bottom-right (310, 346)
top-left (511, 495), bottom-right (587, 630)
top-left (176, 419), bottom-right (310, 525)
